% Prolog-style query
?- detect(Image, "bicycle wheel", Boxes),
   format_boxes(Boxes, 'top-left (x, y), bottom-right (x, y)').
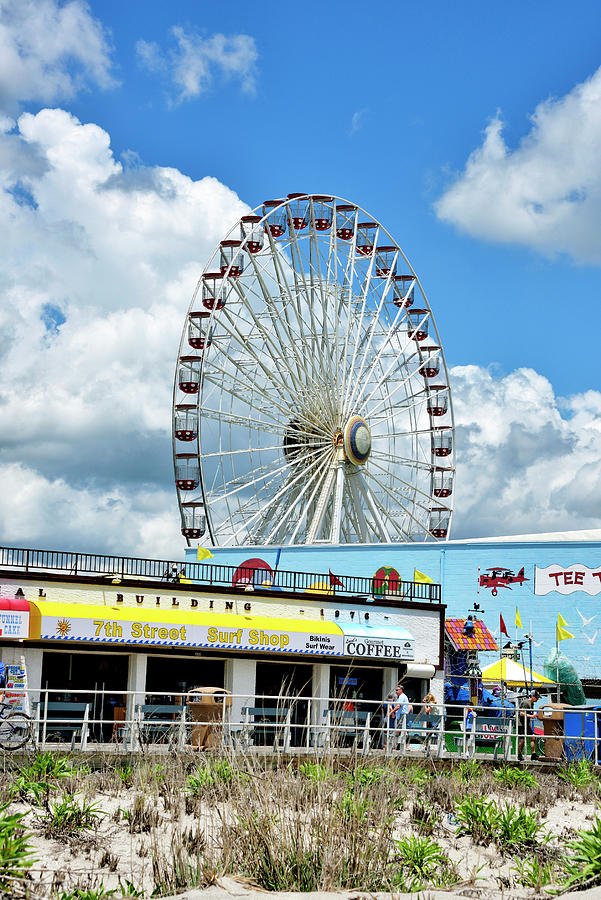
top-left (0, 711), bottom-right (31, 751)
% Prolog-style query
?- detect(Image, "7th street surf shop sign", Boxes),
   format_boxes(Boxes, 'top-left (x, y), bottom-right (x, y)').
top-left (535, 564), bottom-right (601, 595)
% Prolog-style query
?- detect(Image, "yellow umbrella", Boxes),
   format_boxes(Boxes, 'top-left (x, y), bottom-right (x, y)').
top-left (481, 657), bottom-right (555, 688)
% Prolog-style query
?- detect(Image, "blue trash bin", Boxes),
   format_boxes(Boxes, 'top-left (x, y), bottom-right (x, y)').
top-left (564, 706), bottom-right (600, 761)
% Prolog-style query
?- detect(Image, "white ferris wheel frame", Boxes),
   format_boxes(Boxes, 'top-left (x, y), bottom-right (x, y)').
top-left (172, 194), bottom-right (455, 548)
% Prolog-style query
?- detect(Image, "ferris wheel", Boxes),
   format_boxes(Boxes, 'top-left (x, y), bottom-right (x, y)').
top-left (173, 193), bottom-right (455, 547)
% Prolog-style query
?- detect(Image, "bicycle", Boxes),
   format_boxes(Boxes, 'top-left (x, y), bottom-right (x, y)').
top-left (0, 702), bottom-right (32, 751)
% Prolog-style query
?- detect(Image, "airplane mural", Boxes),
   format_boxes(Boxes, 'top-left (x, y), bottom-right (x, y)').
top-left (478, 567), bottom-right (529, 596)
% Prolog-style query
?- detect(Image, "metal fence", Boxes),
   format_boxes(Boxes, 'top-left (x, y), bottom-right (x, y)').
top-left (0, 545), bottom-right (441, 603)
top-left (1, 687), bottom-right (592, 763)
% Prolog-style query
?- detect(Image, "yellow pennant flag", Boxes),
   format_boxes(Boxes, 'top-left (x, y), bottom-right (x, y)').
top-left (178, 574), bottom-right (192, 584)
top-left (414, 569), bottom-right (434, 584)
top-left (196, 546), bottom-right (214, 561)
top-left (557, 613), bottom-right (574, 642)
top-left (515, 607), bottom-right (522, 629)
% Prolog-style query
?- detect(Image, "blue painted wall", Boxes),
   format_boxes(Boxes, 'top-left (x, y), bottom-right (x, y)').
top-left (186, 540), bottom-right (601, 679)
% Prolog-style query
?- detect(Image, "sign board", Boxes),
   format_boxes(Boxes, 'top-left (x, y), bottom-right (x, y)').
top-left (343, 633), bottom-right (415, 661)
top-left (38, 613), bottom-right (345, 657)
top-left (535, 564), bottom-right (601, 595)
top-left (5, 664), bottom-right (28, 714)
top-left (0, 610), bottom-right (29, 639)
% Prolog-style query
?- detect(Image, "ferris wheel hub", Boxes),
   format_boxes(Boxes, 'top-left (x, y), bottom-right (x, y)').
top-left (343, 415), bottom-right (371, 466)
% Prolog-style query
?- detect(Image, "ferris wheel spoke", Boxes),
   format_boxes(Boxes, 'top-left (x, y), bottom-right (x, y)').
top-left (367, 349), bottom-right (439, 420)
top-left (340, 241), bottom-right (379, 419)
top-left (224, 443), bottom-right (334, 545)
top-left (362, 467), bottom-right (432, 537)
top-left (240, 252), bottom-right (311, 389)
top-left (215, 442), bottom-right (329, 511)
top-left (342, 253), bottom-right (400, 417)
top-left (349, 306), bottom-right (414, 416)
top-left (201, 359), bottom-right (301, 426)
top-left (366, 454), bottom-right (442, 510)
top-left (262, 451), bottom-right (333, 544)
top-left (211, 306), bottom-right (305, 404)
top-left (353, 472), bottom-right (393, 542)
top-left (266, 229), bottom-right (319, 383)
top-left (287, 452), bottom-right (338, 544)
top-left (287, 225), bottom-right (332, 379)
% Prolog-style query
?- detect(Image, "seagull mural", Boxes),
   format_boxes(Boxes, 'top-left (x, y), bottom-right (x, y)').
top-left (576, 609), bottom-right (597, 628)
top-left (584, 631), bottom-right (598, 645)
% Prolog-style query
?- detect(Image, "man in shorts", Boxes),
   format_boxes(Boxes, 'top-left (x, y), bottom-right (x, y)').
top-left (518, 690), bottom-right (540, 761)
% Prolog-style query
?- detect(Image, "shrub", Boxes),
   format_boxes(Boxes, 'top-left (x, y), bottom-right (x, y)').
top-left (0, 802), bottom-right (35, 892)
top-left (558, 759), bottom-right (597, 789)
top-left (124, 794), bottom-right (159, 833)
top-left (20, 750), bottom-right (74, 781)
top-left (298, 761), bottom-right (328, 782)
top-left (115, 764), bottom-right (134, 788)
top-left (455, 759), bottom-right (482, 783)
top-left (392, 834), bottom-right (457, 891)
top-left (454, 796), bottom-right (499, 845)
top-left (42, 793), bottom-right (101, 837)
top-left (496, 804), bottom-right (542, 850)
top-left (186, 759), bottom-right (233, 793)
top-left (493, 765), bottom-right (538, 788)
top-left (347, 765), bottom-right (387, 787)
top-left (562, 814), bottom-right (601, 889)
top-left (411, 799), bottom-right (438, 836)
top-left (512, 855), bottom-right (556, 888)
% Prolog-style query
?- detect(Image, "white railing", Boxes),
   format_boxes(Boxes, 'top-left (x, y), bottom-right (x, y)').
top-left (3, 688), bottom-right (597, 763)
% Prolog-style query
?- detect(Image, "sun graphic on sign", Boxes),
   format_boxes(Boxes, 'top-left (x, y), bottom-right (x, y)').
top-left (56, 619), bottom-right (71, 637)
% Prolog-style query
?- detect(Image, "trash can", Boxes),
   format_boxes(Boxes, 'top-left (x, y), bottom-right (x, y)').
top-left (538, 702), bottom-right (569, 760)
top-left (564, 706), bottom-right (601, 762)
top-left (186, 687), bottom-right (232, 750)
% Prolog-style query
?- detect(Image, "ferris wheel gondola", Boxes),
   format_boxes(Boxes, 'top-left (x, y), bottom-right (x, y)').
top-left (173, 193), bottom-right (455, 547)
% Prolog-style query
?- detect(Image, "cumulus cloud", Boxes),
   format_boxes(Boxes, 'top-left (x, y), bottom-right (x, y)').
top-left (0, 107), bottom-right (248, 557)
top-left (450, 365), bottom-right (601, 539)
top-left (136, 27), bottom-right (258, 103)
top-left (0, 0), bottom-right (116, 113)
top-left (435, 65), bottom-right (601, 264)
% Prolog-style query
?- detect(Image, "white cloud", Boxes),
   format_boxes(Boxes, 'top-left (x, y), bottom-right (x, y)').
top-left (350, 108), bottom-right (368, 136)
top-left (136, 27), bottom-right (258, 103)
top-left (0, 0), bottom-right (116, 113)
top-left (0, 107), bottom-right (248, 557)
top-left (450, 365), bottom-right (601, 539)
top-left (435, 65), bottom-right (601, 264)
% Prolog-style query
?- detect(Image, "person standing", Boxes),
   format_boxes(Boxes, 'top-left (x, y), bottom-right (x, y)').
top-left (518, 690), bottom-right (540, 761)
top-left (393, 684), bottom-right (413, 737)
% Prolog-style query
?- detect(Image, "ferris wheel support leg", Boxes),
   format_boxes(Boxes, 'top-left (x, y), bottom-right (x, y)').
top-left (355, 474), bottom-right (392, 543)
top-left (347, 470), bottom-right (369, 543)
top-left (330, 460), bottom-right (346, 544)
top-left (305, 466), bottom-right (336, 544)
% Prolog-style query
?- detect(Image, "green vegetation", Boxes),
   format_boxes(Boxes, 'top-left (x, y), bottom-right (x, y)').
top-left (562, 814), bottom-right (601, 889)
top-left (0, 802), bottom-right (35, 892)
top-left (558, 758), bottom-right (597, 788)
top-left (493, 765), bottom-right (538, 788)
top-left (392, 834), bottom-right (457, 891)
top-left (42, 792), bottom-right (101, 837)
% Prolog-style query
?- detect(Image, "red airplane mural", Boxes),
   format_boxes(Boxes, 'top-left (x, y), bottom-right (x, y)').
top-left (478, 567), bottom-right (529, 596)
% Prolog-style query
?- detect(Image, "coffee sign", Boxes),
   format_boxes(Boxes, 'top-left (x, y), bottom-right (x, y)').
top-left (344, 634), bottom-right (414, 660)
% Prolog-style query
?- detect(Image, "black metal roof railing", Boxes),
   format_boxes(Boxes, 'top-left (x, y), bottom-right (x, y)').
top-left (0, 545), bottom-right (441, 604)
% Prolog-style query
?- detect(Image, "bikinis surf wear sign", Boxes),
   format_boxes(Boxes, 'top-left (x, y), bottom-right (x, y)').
top-left (535, 564), bottom-right (601, 595)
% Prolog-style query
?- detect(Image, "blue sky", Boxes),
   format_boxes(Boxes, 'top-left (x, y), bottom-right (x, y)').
top-left (1, 0), bottom-right (601, 556)
top-left (62, 0), bottom-right (601, 394)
